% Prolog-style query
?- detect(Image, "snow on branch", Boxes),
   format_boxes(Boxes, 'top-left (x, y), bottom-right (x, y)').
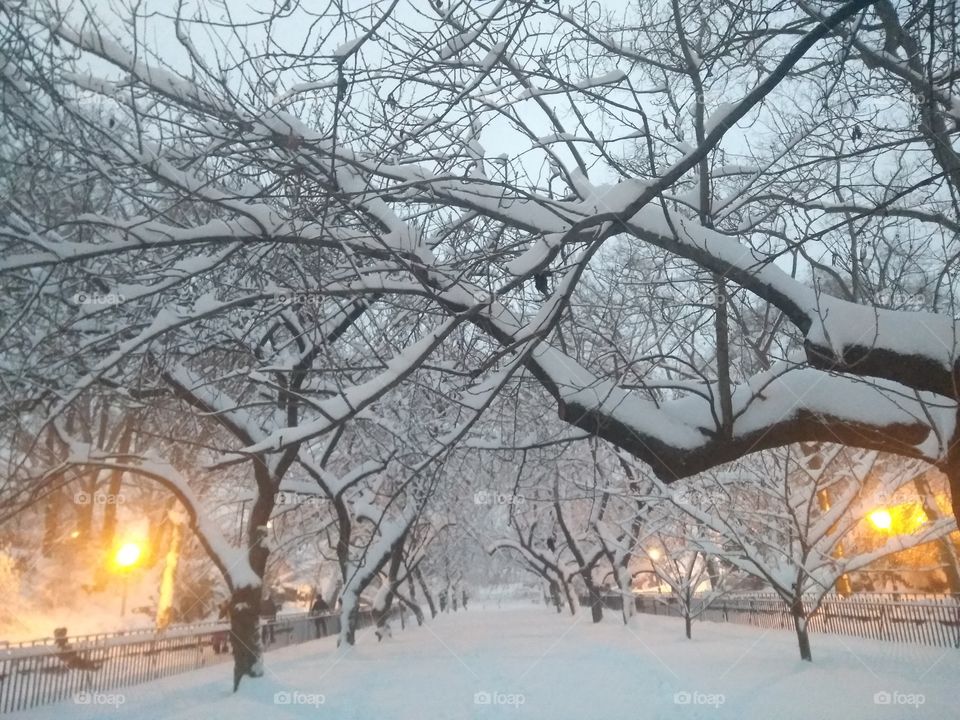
top-left (240, 317), bottom-right (463, 454)
top-left (40, 10), bottom-right (232, 113)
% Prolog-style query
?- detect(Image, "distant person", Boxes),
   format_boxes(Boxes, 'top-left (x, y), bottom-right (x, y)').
top-left (53, 627), bottom-right (101, 670)
top-left (310, 593), bottom-right (329, 614)
top-left (310, 592), bottom-right (330, 637)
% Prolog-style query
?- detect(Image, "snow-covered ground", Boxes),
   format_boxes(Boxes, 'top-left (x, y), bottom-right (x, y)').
top-left (12, 605), bottom-right (955, 719)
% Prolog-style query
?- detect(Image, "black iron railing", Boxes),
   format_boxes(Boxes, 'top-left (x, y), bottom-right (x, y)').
top-left (0, 611), bottom-right (379, 714)
top-left (607, 592), bottom-right (960, 648)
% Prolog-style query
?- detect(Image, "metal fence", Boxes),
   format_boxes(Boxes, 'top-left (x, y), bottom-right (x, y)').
top-left (0, 611), bottom-right (380, 715)
top-left (615, 593), bottom-right (960, 648)
top-left (0, 619), bottom-right (231, 654)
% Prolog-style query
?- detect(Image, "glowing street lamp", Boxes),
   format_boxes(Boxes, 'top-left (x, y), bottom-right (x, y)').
top-left (868, 509), bottom-right (893, 531)
top-left (114, 542), bottom-right (142, 569)
top-left (113, 541), bottom-right (143, 617)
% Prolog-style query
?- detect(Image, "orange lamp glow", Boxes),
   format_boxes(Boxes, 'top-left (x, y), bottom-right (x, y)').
top-left (868, 509), bottom-right (893, 531)
top-left (114, 542), bottom-right (142, 569)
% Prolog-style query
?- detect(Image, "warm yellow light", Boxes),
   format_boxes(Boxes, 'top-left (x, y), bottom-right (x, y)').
top-left (69, 530), bottom-right (80, 539)
top-left (869, 509), bottom-right (893, 531)
top-left (648, 547), bottom-right (662, 561)
top-left (114, 542), bottom-right (142, 569)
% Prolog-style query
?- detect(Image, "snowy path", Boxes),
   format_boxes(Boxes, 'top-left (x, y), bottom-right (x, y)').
top-left (13, 605), bottom-right (956, 719)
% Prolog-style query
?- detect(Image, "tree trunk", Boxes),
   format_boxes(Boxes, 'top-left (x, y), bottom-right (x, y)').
top-left (790, 597), bottom-right (812, 661)
top-left (334, 498), bottom-right (352, 592)
top-left (404, 575), bottom-right (425, 624)
top-left (229, 584), bottom-right (264, 691)
top-left (935, 536), bottom-right (960, 594)
top-left (548, 580), bottom-right (562, 613)
top-left (617, 564), bottom-right (633, 624)
top-left (560, 579), bottom-right (577, 616)
top-left (583, 574), bottom-right (603, 623)
top-left (916, 475), bottom-right (960, 593)
top-left (399, 593), bottom-right (424, 626)
top-left (340, 530), bottom-right (409, 645)
top-left (394, 583), bottom-right (424, 626)
top-left (375, 548), bottom-right (404, 631)
top-left (685, 613), bottom-right (692, 640)
top-left (553, 481), bottom-right (600, 621)
top-left (414, 567), bottom-right (437, 618)
top-left (375, 587), bottom-right (395, 630)
top-left (231, 477), bottom-right (273, 689)
top-left (340, 589), bottom-right (362, 646)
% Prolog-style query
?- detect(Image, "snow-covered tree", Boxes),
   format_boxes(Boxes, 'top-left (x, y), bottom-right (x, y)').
top-left (641, 511), bottom-right (733, 639)
top-left (656, 445), bottom-right (957, 659)
top-left (4, 0), bottom-right (960, 686)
